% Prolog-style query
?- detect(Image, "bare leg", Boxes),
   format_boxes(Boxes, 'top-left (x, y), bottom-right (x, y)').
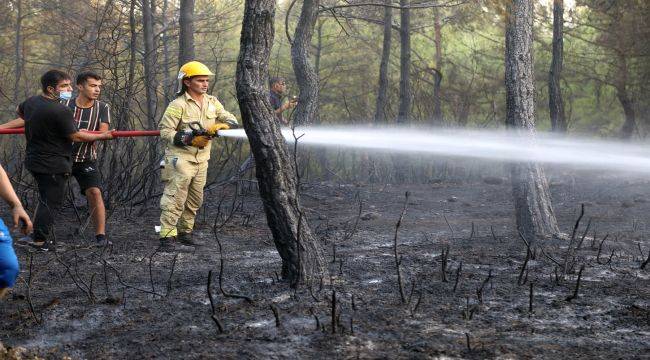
top-left (85, 187), bottom-right (106, 236)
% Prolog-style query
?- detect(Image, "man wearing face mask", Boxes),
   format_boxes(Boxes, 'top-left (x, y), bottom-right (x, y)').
top-left (15, 69), bottom-right (114, 251)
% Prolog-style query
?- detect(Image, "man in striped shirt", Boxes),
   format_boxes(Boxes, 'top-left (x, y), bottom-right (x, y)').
top-left (65, 71), bottom-right (111, 245)
top-left (0, 71), bottom-right (111, 245)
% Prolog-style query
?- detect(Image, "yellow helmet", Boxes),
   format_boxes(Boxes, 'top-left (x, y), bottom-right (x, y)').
top-left (178, 61), bottom-right (214, 79)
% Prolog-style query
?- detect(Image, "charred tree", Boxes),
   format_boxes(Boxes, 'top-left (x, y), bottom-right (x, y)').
top-left (161, 0), bottom-right (172, 102)
top-left (314, 19), bottom-right (325, 78)
top-left (549, 0), bottom-right (566, 132)
top-left (236, 0), bottom-right (324, 286)
top-left (616, 54), bottom-right (636, 139)
top-left (291, 0), bottom-right (320, 125)
top-left (374, 0), bottom-right (392, 124)
top-left (142, 0), bottom-right (157, 127)
top-left (432, 7), bottom-right (443, 125)
top-left (178, 0), bottom-right (195, 66)
top-left (13, 0), bottom-right (23, 105)
top-left (505, 0), bottom-right (560, 241)
top-left (397, 0), bottom-right (411, 123)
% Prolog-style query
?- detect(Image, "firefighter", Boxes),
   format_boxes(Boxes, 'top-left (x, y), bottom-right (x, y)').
top-left (158, 61), bottom-right (238, 250)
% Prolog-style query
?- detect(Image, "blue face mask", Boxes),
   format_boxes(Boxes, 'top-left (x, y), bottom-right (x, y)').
top-left (58, 91), bottom-right (72, 101)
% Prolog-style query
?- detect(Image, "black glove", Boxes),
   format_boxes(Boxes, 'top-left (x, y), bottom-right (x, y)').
top-left (173, 129), bottom-right (194, 147)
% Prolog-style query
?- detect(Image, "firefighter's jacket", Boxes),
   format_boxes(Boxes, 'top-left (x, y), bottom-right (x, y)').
top-left (159, 92), bottom-right (238, 163)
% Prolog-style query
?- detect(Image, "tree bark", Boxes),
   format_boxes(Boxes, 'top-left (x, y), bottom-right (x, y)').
top-left (374, 0), bottom-right (392, 124)
top-left (397, 0), bottom-right (411, 123)
top-left (314, 19), bottom-right (324, 78)
top-left (161, 0), bottom-right (172, 102)
top-left (616, 54), bottom-right (636, 139)
top-left (291, 0), bottom-right (320, 125)
top-left (236, 0), bottom-right (324, 286)
top-left (13, 0), bottom-right (23, 105)
top-left (505, 0), bottom-right (560, 241)
top-left (142, 0), bottom-right (158, 127)
top-left (178, 0), bottom-right (195, 66)
top-left (432, 7), bottom-right (443, 125)
top-left (548, 0), bottom-right (566, 132)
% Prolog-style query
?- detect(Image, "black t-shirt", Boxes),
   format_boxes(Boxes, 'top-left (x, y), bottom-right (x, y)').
top-left (18, 95), bottom-right (77, 174)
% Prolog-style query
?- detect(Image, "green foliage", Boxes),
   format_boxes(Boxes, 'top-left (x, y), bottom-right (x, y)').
top-left (0, 0), bottom-right (647, 137)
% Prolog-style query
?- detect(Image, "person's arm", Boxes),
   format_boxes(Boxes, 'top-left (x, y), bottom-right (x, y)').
top-left (99, 103), bottom-right (110, 131)
top-left (0, 118), bottom-right (25, 130)
top-left (275, 99), bottom-right (297, 114)
top-left (0, 164), bottom-right (32, 234)
top-left (214, 100), bottom-right (239, 128)
top-left (69, 130), bottom-right (113, 143)
top-left (159, 102), bottom-right (183, 144)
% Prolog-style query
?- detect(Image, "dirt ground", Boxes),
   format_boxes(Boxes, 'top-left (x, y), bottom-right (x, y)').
top-left (0, 168), bottom-right (648, 359)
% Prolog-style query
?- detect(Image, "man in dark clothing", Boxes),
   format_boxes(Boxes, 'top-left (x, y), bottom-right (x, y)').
top-left (268, 77), bottom-right (297, 125)
top-left (16, 70), bottom-right (113, 251)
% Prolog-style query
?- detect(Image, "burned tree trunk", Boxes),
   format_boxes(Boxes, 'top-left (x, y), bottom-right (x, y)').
top-left (13, 0), bottom-right (23, 105)
top-left (142, 0), bottom-right (157, 127)
top-left (505, 0), bottom-right (560, 241)
top-left (291, 0), bottom-right (320, 125)
top-left (162, 0), bottom-right (172, 102)
top-left (236, 0), bottom-right (324, 286)
top-left (432, 7), bottom-right (443, 125)
top-left (548, 0), bottom-right (566, 132)
top-left (397, 0), bottom-right (411, 123)
top-left (178, 0), bottom-right (195, 66)
top-left (374, 0), bottom-right (392, 124)
top-left (616, 55), bottom-right (636, 139)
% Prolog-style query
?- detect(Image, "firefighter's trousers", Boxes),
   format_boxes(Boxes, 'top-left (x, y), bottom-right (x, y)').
top-left (159, 156), bottom-right (208, 238)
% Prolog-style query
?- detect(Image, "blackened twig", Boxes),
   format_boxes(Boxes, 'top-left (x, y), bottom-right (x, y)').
top-left (309, 307), bottom-right (320, 331)
top-left (596, 235), bottom-right (609, 265)
top-left (640, 248), bottom-right (650, 270)
top-left (453, 261), bottom-right (463, 293)
top-left (331, 290), bottom-right (337, 334)
top-left (476, 269), bottom-right (493, 304)
top-left (165, 253), bottom-right (179, 296)
top-left (576, 218), bottom-right (592, 250)
top-left (440, 245), bottom-right (450, 283)
top-left (207, 270), bottom-right (225, 333)
top-left (214, 233), bottom-right (253, 303)
top-left (394, 192), bottom-right (409, 303)
top-left (566, 264), bottom-right (585, 302)
top-left (270, 304), bottom-right (281, 327)
top-left (529, 282), bottom-right (534, 315)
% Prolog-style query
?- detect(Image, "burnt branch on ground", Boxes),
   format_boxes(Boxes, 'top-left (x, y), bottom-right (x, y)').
top-left (213, 232), bottom-right (253, 303)
top-left (453, 261), bottom-right (463, 292)
top-left (566, 264), bottom-right (586, 302)
top-left (207, 270), bottom-right (225, 333)
top-left (393, 191), bottom-right (410, 303)
top-left (440, 245), bottom-right (450, 283)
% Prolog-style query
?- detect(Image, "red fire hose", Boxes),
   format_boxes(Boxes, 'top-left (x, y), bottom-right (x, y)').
top-left (0, 128), bottom-right (160, 137)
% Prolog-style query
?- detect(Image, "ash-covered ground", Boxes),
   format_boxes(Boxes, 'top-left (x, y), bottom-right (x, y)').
top-left (0, 170), bottom-right (648, 359)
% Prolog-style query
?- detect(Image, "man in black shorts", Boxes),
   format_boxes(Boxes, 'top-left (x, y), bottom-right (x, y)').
top-left (14, 70), bottom-right (113, 250)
